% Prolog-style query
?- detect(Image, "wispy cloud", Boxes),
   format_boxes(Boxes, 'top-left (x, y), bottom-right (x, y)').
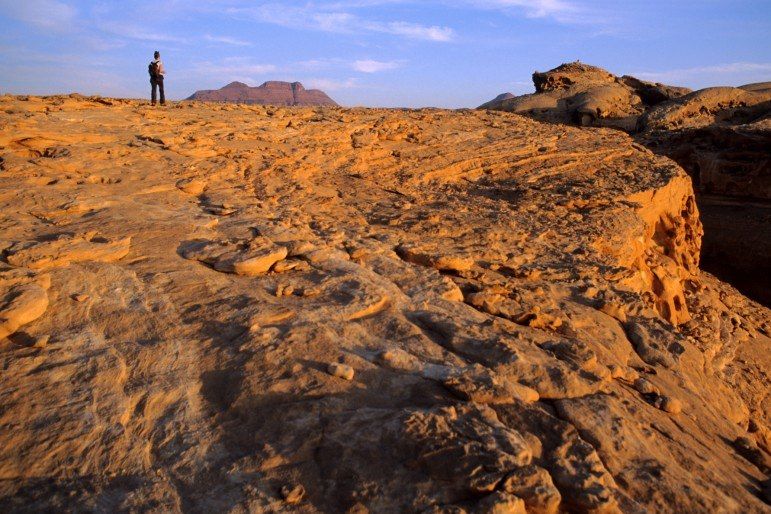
top-left (468, 0), bottom-right (575, 17)
top-left (296, 58), bottom-right (342, 71)
top-left (204, 34), bottom-right (252, 46)
top-left (294, 57), bottom-right (403, 73)
top-left (381, 21), bottom-right (453, 41)
top-left (305, 77), bottom-right (360, 91)
top-left (0, 0), bottom-right (76, 32)
top-left (352, 59), bottom-right (401, 73)
top-left (271, 0), bottom-right (587, 25)
top-left (461, 0), bottom-right (605, 25)
top-left (226, 3), bottom-right (455, 42)
top-left (189, 57), bottom-right (277, 78)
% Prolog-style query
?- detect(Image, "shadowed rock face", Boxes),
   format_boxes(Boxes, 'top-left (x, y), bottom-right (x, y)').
top-left (187, 81), bottom-right (338, 106)
top-left (637, 88), bottom-right (771, 305)
top-left (620, 75), bottom-right (694, 106)
top-left (0, 95), bottom-right (769, 513)
top-left (480, 62), bottom-right (771, 306)
top-left (697, 196), bottom-right (771, 307)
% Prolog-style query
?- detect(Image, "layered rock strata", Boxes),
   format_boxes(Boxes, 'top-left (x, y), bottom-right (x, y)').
top-left (480, 62), bottom-right (771, 306)
top-left (0, 95), bottom-right (769, 513)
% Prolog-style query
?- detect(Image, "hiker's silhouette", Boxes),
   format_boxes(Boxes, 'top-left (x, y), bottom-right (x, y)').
top-left (149, 51), bottom-right (165, 105)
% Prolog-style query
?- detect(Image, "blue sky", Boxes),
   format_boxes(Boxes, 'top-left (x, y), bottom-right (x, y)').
top-left (0, 0), bottom-right (769, 107)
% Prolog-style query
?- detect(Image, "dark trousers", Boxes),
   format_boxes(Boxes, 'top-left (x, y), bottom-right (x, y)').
top-left (151, 76), bottom-right (165, 104)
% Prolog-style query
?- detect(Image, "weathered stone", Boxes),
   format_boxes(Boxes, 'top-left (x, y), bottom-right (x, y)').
top-left (0, 282), bottom-right (49, 340)
top-left (634, 377), bottom-right (658, 395)
top-left (659, 396), bottom-right (682, 414)
top-left (327, 363), bottom-right (355, 381)
top-left (5, 233), bottom-right (131, 270)
top-left (473, 492), bottom-right (526, 514)
top-left (499, 465), bottom-right (561, 514)
top-left (280, 484), bottom-right (305, 504)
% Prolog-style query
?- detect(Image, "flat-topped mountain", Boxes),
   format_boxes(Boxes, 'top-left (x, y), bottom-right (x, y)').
top-left (186, 81), bottom-right (338, 106)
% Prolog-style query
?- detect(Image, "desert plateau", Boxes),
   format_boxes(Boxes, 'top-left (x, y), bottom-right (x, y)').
top-left (186, 82), bottom-right (338, 107)
top-left (0, 83), bottom-right (769, 513)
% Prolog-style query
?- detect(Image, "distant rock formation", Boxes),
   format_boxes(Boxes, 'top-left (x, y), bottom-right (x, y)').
top-left (187, 81), bottom-right (338, 106)
top-left (740, 81), bottom-right (771, 94)
top-left (483, 92), bottom-right (516, 105)
top-left (637, 85), bottom-right (771, 201)
top-left (479, 62), bottom-right (771, 305)
top-left (478, 61), bottom-right (691, 130)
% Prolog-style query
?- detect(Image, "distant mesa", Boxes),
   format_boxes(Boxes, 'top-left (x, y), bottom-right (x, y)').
top-left (186, 81), bottom-right (338, 106)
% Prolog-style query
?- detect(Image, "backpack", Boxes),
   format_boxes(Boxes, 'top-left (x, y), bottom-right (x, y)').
top-left (148, 61), bottom-right (159, 78)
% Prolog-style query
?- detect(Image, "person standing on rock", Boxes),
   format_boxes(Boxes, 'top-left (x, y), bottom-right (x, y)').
top-left (149, 51), bottom-right (166, 106)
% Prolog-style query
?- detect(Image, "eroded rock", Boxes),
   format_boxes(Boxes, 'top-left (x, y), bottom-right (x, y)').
top-left (0, 269), bottom-right (50, 339)
top-left (479, 61), bottom-right (689, 130)
top-left (327, 362), bottom-right (355, 381)
top-left (4, 233), bottom-right (131, 270)
top-left (180, 237), bottom-right (287, 276)
top-left (0, 95), bottom-right (768, 514)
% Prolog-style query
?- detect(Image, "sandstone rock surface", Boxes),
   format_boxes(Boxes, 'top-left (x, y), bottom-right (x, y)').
top-left (637, 85), bottom-right (771, 201)
top-left (0, 94), bottom-right (769, 513)
top-left (480, 62), bottom-right (771, 307)
top-left (479, 61), bottom-right (690, 130)
top-left (636, 85), bottom-right (771, 305)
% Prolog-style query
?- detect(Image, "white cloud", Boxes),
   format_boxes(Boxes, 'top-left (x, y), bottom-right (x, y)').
top-left (305, 77), bottom-right (360, 91)
top-left (204, 34), bottom-right (252, 46)
top-left (461, 0), bottom-right (603, 25)
top-left (352, 59), bottom-right (401, 73)
top-left (257, 0), bottom-right (582, 24)
top-left (296, 58), bottom-right (342, 71)
top-left (226, 3), bottom-right (454, 42)
top-left (295, 58), bottom-right (402, 73)
top-left (473, 0), bottom-right (575, 17)
top-left (0, 0), bottom-right (76, 32)
top-left (189, 57), bottom-right (277, 77)
top-left (379, 21), bottom-right (454, 41)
